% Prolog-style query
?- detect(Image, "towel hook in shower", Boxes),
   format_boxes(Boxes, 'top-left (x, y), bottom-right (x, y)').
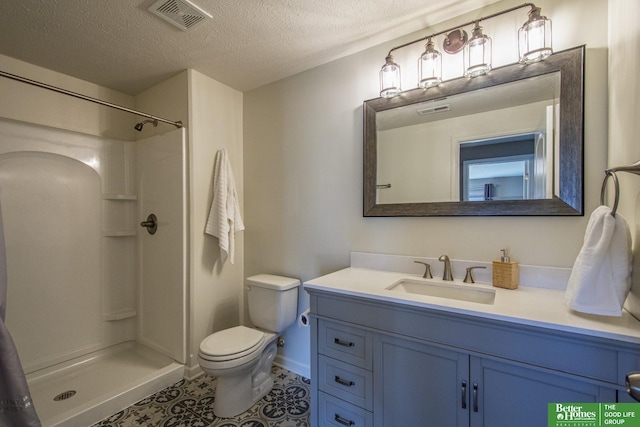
top-left (600, 160), bottom-right (640, 216)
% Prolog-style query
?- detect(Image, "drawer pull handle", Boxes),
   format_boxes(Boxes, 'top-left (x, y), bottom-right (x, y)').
top-left (473, 382), bottom-right (479, 412)
top-left (334, 375), bottom-right (355, 387)
top-left (461, 380), bottom-right (467, 409)
top-left (334, 338), bottom-right (355, 347)
top-left (334, 413), bottom-right (355, 426)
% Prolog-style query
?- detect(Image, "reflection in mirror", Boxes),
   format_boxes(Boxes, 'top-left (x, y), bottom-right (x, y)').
top-left (460, 132), bottom-right (548, 202)
top-left (376, 73), bottom-right (559, 204)
top-left (364, 46), bottom-right (584, 216)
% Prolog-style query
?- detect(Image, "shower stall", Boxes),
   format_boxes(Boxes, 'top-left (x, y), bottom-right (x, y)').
top-left (0, 117), bottom-right (187, 426)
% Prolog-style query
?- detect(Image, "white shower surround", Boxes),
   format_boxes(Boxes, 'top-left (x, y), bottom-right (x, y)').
top-left (0, 117), bottom-right (187, 426)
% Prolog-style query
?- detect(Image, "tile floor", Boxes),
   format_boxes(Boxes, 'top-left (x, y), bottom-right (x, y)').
top-left (91, 366), bottom-right (310, 427)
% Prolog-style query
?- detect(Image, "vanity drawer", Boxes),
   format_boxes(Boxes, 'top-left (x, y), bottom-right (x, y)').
top-left (319, 319), bottom-right (373, 369)
top-left (319, 391), bottom-right (373, 427)
top-left (319, 355), bottom-right (373, 410)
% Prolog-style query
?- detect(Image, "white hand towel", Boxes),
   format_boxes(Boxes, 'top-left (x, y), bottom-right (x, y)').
top-left (565, 205), bottom-right (632, 316)
top-left (205, 149), bottom-right (244, 264)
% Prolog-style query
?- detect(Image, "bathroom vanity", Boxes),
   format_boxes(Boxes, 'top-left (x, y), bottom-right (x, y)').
top-left (304, 263), bottom-right (640, 427)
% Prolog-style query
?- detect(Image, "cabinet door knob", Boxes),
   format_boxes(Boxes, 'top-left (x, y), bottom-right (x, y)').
top-left (334, 338), bottom-right (354, 347)
top-left (461, 380), bottom-right (467, 409)
top-left (334, 376), bottom-right (355, 387)
top-left (334, 413), bottom-right (355, 426)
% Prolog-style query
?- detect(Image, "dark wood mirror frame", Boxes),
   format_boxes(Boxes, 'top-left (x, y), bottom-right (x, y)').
top-left (363, 45), bottom-right (584, 217)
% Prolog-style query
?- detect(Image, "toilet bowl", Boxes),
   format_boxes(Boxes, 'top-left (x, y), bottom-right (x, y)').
top-left (198, 326), bottom-right (278, 417)
top-left (197, 274), bottom-right (299, 417)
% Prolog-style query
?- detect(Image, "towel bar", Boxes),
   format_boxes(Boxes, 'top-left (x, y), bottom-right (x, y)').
top-left (600, 171), bottom-right (619, 216)
top-left (600, 160), bottom-right (640, 216)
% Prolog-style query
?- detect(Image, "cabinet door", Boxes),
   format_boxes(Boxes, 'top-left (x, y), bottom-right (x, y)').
top-left (375, 335), bottom-right (470, 427)
top-left (471, 356), bottom-right (617, 427)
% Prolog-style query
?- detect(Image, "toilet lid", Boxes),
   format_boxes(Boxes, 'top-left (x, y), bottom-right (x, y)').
top-left (199, 326), bottom-right (264, 358)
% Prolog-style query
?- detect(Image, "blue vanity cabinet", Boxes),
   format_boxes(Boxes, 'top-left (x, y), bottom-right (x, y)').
top-left (308, 288), bottom-right (638, 427)
top-left (375, 334), bottom-right (615, 427)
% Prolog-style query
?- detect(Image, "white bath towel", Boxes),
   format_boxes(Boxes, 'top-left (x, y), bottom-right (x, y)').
top-left (565, 205), bottom-right (632, 316)
top-left (205, 149), bottom-right (244, 264)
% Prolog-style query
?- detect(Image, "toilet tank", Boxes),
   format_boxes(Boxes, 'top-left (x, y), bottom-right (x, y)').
top-left (246, 274), bottom-right (300, 333)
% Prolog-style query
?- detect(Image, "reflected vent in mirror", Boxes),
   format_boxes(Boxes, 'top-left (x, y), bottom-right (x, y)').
top-left (416, 105), bottom-right (450, 115)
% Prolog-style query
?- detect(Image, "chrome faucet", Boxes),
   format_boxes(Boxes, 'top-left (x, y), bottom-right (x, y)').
top-left (438, 255), bottom-right (454, 281)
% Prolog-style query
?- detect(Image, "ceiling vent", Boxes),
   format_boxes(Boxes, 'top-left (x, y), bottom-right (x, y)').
top-left (148, 0), bottom-right (212, 31)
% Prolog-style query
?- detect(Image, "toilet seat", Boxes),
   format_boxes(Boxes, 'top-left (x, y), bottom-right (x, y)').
top-left (199, 326), bottom-right (265, 362)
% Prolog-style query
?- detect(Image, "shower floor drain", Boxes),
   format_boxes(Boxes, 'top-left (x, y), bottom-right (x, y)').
top-left (53, 390), bottom-right (76, 401)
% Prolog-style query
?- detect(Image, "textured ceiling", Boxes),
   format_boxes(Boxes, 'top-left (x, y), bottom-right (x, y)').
top-left (0, 0), bottom-right (500, 95)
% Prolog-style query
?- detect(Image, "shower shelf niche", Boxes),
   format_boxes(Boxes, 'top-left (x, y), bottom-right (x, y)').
top-left (102, 193), bottom-right (138, 201)
top-left (103, 309), bottom-right (137, 321)
top-left (102, 193), bottom-right (138, 237)
top-left (103, 229), bottom-right (137, 237)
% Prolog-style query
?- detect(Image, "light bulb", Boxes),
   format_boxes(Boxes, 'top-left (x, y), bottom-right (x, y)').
top-left (380, 55), bottom-right (402, 98)
top-left (519, 7), bottom-right (552, 63)
top-left (464, 23), bottom-right (492, 77)
top-left (418, 39), bottom-right (442, 89)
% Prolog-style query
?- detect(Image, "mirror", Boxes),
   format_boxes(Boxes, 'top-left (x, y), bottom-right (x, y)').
top-left (364, 46), bottom-right (584, 216)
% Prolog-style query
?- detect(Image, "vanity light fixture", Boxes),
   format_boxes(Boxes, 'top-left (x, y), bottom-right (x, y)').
top-left (418, 38), bottom-right (443, 88)
top-left (380, 55), bottom-right (402, 98)
top-left (378, 3), bottom-right (552, 98)
top-left (518, 6), bottom-right (552, 63)
top-left (443, 29), bottom-right (468, 54)
top-left (464, 22), bottom-right (492, 77)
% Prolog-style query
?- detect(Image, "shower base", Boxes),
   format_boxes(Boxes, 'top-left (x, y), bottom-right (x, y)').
top-left (26, 341), bottom-right (184, 427)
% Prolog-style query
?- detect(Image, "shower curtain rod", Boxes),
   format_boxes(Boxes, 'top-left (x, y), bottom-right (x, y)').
top-left (0, 70), bottom-right (183, 129)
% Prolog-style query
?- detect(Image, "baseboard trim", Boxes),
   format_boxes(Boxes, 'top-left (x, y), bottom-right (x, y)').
top-left (184, 363), bottom-right (204, 380)
top-left (274, 354), bottom-right (310, 379)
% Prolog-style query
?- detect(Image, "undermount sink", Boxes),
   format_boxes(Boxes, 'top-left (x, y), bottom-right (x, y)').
top-left (386, 278), bottom-right (496, 305)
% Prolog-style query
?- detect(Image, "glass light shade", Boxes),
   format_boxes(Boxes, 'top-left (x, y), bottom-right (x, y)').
top-left (418, 39), bottom-right (442, 89)
top-left (380, 55), bottom-right (402, 98)
top-left (518, 7), bottom-right (552, 63)
top-left (464, 23), bottom-right (492, 77)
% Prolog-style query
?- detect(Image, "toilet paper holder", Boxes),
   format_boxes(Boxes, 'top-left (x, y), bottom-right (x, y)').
top-left (298, 309), bottom-right (310, 327)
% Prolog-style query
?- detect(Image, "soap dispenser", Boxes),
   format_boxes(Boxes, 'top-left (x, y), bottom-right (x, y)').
top-left (492, 249), bottom-right (519, 289)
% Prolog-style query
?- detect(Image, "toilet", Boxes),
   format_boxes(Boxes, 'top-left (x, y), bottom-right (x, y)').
top-left (198, 274), bottom-right (300, 417)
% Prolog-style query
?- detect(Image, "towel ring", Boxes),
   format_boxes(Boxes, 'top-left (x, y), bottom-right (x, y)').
top-left (600, 171), bottom-right (619, 216)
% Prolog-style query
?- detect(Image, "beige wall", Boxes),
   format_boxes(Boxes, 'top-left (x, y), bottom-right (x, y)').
top-left (187, 69), bottom-right (244, 373)
top-left (608, 0), bottom-right (640, 226)
top-left (609, 0), bottom-right (640, 315)
top-left (0, 54), bottom-right (136, 141)
top-left (135, 71), bottom-right (189, 139)
top-left (136, 69), bottom-right (245, 373)
top-left (243, 0), bottom-right (609, 375)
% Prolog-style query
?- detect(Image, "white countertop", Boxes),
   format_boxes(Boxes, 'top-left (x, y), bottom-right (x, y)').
top-left (304, 267), bottom-right (640, 345)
